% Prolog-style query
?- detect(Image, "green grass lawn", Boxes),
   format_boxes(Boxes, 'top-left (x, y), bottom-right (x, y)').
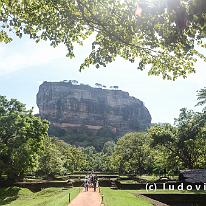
top-left (119, 180), bottom-right (138, 184)
top-left (101, 187), bottom-right (206, 206)
top-left (0, 187), bottom-right (79, 206)
top-left (101, 188), bottom-right (153, 206)
top-left (138, 175), bottom-right (159, 182)
top-left (137, 175), bottom-right (178, 182)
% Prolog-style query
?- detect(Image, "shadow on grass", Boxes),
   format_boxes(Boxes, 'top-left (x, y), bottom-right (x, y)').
top-left (142, 192), bottom-right (206, 206)
top-left (0, 187), bottom-right (20, 205)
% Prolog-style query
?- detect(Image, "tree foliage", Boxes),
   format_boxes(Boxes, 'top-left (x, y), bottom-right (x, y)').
top-left (1, 0), bottom-right (206, 80)
top-left (148, 109), bottom-right (206, 169)
top-left (0, 96), bottom-right (48, 181)
top-left (37, 137), bottom-right (65, 177)
top-left (112, 132), bottom-right (152, 175)
top-left (197, 87), bottom-right (206, 111)
top-left (1, 95), bottom-right (206, 179)
top-left (37, 137), bottom-right (85, 177)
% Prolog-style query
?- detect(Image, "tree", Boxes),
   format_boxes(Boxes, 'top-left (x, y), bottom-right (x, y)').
top-left (37, 137), bottom-right (65, 178)
top-left (196, 87), bottom-right (206, 111)
top-left (38, 137), bottom-right (86, 176)
top-left (0, 96), bottom-right (48, 181)
top-left (148, 109), bottom-right (206, 170)
top-left (81, 145), bottom-right (116, 172)
top-left (55, 140), bottom-right (85, 172)
top-left (147, 123), bottom-right (181, 174)
top-left (110, 86), bottom-right (119, 90)
top-left (82, 146), bottom-right (98, 171)
top-left (112, 132), bottom-right (152, 175)
top-left (95, 83), bottom-right (103, 88)
top-left (102, 141), bottom-right (115, 156)
top-left (70, 80), bottom-right (79, 85)
top-left (1, 0), bottom-right (206, 80)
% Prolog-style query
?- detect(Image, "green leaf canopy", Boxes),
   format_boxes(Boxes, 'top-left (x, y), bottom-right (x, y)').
top-left (1, 0), bottom-right (206, 80)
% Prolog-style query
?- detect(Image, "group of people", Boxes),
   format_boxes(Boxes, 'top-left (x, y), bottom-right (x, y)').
top-left (84, 173), bottom-right (98, 192)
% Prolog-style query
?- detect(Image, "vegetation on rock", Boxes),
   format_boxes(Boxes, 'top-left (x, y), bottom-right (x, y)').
top-left (49, 125), bottom-right (117, 151)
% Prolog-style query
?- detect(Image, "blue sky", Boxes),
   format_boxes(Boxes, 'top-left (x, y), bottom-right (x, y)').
top-left (0, 36), bottom-right (205, 124)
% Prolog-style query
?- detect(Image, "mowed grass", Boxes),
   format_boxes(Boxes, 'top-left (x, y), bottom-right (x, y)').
top-left (101, 188), bottom-right (153, 206)
top-left (0, 187), bottom-right (79, 206)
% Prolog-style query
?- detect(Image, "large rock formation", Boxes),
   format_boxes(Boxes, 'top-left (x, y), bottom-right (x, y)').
top-left (36, 81), bottom-right (151, 135)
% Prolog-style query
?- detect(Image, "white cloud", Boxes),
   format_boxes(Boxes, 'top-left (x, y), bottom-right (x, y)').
top-left (0, 39), bottom-right (67, 76)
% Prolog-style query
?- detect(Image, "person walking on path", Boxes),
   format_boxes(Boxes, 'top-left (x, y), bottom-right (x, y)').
top-left (92, 175), bottom-right (98, 192)
top-left (84, 176), bottom-right (89, 192)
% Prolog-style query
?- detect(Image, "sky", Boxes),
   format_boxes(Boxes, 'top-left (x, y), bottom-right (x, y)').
top-left (0, 35), bottom-right (205, 124)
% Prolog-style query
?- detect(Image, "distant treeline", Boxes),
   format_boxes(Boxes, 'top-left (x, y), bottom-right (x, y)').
top-left (0, 95), bottom-right (206, 182)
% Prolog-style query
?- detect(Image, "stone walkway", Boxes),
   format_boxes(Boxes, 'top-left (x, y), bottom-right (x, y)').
top-left (68, 188), bottom-right (102, 206)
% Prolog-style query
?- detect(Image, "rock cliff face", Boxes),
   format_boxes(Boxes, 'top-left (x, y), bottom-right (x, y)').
top-left (36, 81), bottom-right (151, 135)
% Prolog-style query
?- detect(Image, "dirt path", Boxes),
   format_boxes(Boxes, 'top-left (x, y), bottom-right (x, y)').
top-left (68, 187), bottom-right (102, 206)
